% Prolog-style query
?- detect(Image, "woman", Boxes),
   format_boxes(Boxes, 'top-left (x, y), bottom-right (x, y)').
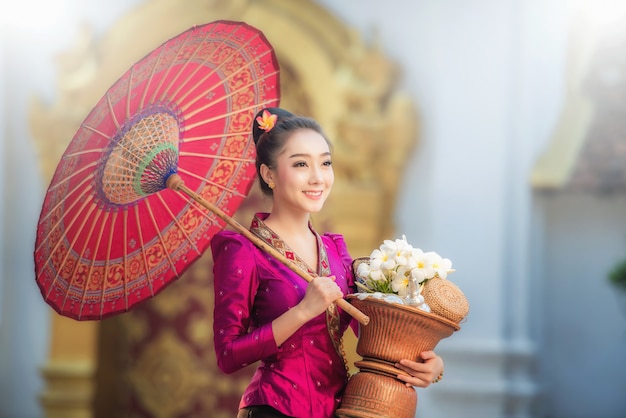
top-left (211, 108), bottom-right (444, 418)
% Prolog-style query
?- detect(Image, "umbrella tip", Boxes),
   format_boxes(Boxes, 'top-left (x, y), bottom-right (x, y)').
top-left (166, 173), bottom-right (184, 191)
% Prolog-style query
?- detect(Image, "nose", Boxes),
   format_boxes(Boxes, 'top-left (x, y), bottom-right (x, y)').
top-left (309, 166), bottom-right (323, 184)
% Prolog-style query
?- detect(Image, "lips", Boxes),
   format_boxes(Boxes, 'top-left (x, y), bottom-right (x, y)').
top-left (304, 190), bottom-right (323, 199)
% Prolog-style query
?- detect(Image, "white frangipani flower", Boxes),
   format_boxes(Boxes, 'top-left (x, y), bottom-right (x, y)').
top-left (369, 248), bottom-right (396, 272)
top-left (391, 268), bottom-right (410, 296)
top-left (355, 235), bottom-right (455, 304)
top-left (430, 253), bottom-right (453, 279)
top-left (409, 249), bottom-right (435, 283)
top-left (369, 268), bottom-right (386, 282)
top-left (356, 261), bottom-right (371, 278)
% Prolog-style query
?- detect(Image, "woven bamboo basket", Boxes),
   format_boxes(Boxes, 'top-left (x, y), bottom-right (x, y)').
top-left (422, 276), bottom-right (469, 324)
top-left (336, 295), bottom-right (460, 418)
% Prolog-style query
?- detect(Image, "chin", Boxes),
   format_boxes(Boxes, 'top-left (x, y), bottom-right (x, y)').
top-left (304, 202), bottom-right (326, 213)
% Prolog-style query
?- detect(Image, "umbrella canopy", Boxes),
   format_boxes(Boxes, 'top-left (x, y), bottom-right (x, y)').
top-left (34, 20), bottom-right (280, 320)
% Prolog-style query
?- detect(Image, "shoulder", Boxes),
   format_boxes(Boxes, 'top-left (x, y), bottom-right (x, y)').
top-left (322, 233), bottom-right (355, 285)
top-left (322, 233), bottom-right (351, 257)
top-left (322, 232), bottom-right (347, 248)
top-left (211, 229), bottom-right (255, 255)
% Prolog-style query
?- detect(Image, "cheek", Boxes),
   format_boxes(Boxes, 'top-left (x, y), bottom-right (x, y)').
top-left (326, 170), bottom-right (335, 186)
top-left (275, 165), bottom-right (295, 183)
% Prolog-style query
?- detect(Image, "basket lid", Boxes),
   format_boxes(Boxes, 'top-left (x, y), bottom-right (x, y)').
top-left (422, 277), bottom-right (469, 324)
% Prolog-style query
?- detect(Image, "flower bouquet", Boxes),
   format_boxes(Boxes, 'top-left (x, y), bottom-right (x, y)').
top-left (336, 236), bottom-right (469, 418)
top-left (353, 235), bottom-right (468, 323)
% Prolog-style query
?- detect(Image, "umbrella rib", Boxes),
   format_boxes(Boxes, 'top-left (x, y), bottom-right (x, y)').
top-left (155, 193), bottom-right (201, 255)
top-left (100, 210), bottom-right (118, 318)
top-left (93, 127), bottom-right (164, 187)
top-left (176, 167), bottom-right (248, 198)
top-left (158, 23), bottom-right (226, 103)
top-left (182, 130), bottom-right (245, 143)
top-left (45, 198), bottom-right (98, 299)
top-left (98, 143), bottom-right (142, 177)
top-left (36, 175), bottom-right (98, 253)
top-left (63, 148), bottom-right (106, 158)
top-left (144, 199), bottom-right (179, 277)
top-left (178, 151), bottom-right (254, 163)
top-left (178, 53), bottom-right (276, 116)
top-left (126, 66), bottom-right (134, 120)
top-left (60, 204), bottom-right (100, 304)
top-left (173, 24), bottom-right (253, 105)
top-left (182, 47), bottom-right (274, 108)
top-left (173, 189), bottom-right (223, 227)
top-left (42, 161), bottom-right (96, 199)
top-left (75, 210), bottom-right (109, 319)
top-left (175, 46), bottom-right (269, 109)
top-left (148, 29), bottom-right (196, 106)
top-left (123, 210), bottom-right (129, 311)
top-left (140, 41), bottom-right (167, 109)
top-left (106, 92), bottom-right (121, 130)
top-left (133, 205), bottom-right (155, 298)
top-left (82, 123), bottom-right (113, 141)
top-left (183, 68), bottom-right (279, 120)
top-left (185, 96), bottom-right (279, 132)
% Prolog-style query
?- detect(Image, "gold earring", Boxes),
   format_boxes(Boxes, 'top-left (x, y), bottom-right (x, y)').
top-left (268, 181), bottom-right (275, 190)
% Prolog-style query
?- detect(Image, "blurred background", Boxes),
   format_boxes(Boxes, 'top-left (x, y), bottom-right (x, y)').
top-left (2, 0), bottom-right (626, 417)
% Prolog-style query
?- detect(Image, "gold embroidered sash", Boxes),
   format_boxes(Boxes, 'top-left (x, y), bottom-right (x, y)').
top-left (249, 215), bottom-right (346, 365)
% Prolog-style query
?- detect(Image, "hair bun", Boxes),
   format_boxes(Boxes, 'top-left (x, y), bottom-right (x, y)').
top-left (252, 107), bottom-right (294, 144)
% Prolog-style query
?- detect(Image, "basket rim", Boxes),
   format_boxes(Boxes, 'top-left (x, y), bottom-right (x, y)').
top-left (346, 293), bottom-right (461, 331)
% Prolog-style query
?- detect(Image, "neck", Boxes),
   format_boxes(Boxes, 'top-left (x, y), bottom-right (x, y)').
top-left (263, 208), bottom-right (312, 238)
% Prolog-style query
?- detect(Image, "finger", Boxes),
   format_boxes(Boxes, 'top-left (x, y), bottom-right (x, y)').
top-left (396, 373), bottom-right (427, 388)
top-left (398, 359), bottom-right (425, 370)
top-left (420, 350), bottom-right (436, 361)
top-left (396, 363), bottom-right (417, 376)
top-left (395, 362), bottom-right (421, 375)
top-left (316, 276), bottom-right (336, 288)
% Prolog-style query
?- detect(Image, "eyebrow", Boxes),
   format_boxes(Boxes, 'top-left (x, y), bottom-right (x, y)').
top-left (288, 152), bottom-right (332, 158)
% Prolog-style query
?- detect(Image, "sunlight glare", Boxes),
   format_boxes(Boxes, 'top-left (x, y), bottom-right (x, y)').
top-left (572, 0), bottom-right (626, 30)
top-left (0, 0), bottom-right (69, 32)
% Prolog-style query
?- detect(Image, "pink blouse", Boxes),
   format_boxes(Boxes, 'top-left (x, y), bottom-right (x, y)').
top-left (211, 214), bottom-right (356, 418)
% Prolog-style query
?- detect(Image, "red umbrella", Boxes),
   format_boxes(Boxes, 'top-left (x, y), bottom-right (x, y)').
top-left (34, 20), bottom-right (369, 324)
top-left (34, 21), bottom-right (279, 320)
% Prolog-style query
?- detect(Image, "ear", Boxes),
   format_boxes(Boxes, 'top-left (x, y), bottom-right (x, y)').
top-left (260, 164), bottom-right (274, 185)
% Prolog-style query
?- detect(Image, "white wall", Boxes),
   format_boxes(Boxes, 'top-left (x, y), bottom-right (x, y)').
top-left (539, 193), bottom-right (626, 417)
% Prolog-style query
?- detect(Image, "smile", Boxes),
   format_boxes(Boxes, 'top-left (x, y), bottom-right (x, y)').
top-left (304, 191), bottom-right (323, 198)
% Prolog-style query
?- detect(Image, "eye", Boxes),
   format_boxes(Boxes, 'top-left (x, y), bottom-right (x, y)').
top-left (323, 160), bottom-right (333, 167)
top-left (293, 161), bottom-right (307, 167)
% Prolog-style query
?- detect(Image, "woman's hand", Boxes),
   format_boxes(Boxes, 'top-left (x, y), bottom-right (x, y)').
top-left (297, 275), bottom-right (343, 319)
top-left (272, 275), bottom-right (343, 347)
top-left (394, 351), bottom-right (444, 388)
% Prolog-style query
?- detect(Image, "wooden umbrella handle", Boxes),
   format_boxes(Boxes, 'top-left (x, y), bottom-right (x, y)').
top-left (167, 175), bottom-right (370, 326)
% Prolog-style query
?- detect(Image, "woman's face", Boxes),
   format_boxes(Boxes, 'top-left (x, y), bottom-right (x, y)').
top-left (265, 128), bottom-right (334, 215)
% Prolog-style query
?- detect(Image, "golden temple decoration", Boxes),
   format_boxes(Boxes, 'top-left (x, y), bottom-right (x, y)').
top-left (129, 330), bottom-right (210, 418)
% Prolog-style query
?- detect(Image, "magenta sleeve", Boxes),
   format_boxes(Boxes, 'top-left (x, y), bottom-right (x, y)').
top-left (211, 231), bottom-right (279, 374)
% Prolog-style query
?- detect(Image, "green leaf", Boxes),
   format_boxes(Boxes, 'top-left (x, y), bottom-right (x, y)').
top-left (609, 256), bottom-right (626, 290)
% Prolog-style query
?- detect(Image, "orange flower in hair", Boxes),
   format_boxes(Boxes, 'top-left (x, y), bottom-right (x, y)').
top-left (256, 110), bottom-right (278, 132)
